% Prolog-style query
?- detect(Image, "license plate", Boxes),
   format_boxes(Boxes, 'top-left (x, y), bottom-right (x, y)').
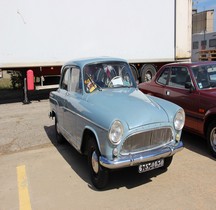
top-left (138, 159), bottom-right (164, 173)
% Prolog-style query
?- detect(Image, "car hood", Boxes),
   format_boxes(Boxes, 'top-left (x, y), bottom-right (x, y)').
top-left (84, 88), bottom-right (170, 130)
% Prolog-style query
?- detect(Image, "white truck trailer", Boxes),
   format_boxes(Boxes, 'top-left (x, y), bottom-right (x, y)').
top-left (0, 0), bottom-right (192, 89)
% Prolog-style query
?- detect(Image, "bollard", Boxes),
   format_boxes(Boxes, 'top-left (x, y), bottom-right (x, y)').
top-left (23, 78), bottom-right (31, 104)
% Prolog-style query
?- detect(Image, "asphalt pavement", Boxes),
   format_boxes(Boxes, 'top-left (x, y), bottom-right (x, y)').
top-left (0, 99), bottom-right (215, 210)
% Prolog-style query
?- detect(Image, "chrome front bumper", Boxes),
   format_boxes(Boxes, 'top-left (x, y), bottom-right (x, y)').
top-left (100, 141), bottom-right (183, 169)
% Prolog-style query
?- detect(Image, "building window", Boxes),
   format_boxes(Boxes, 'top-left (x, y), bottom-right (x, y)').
top-left (201, 40), bottom-right (207, 49)
top-left (193, 41), bottom-right (199, 49)
top-left (209, 39), bottom-right (216, 47)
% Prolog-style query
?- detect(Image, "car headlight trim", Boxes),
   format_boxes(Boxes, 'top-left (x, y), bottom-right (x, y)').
top-left (109, 120), bottom-right (123, 145)
top-left (174, 109), bottom-right (185, 131)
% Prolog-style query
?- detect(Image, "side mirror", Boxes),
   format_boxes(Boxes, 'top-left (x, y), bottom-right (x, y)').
top-left (185, 82), bottom-right (194, 92)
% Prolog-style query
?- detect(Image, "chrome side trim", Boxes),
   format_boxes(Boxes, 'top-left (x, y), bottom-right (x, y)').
top-left (64, 107), bottom-right (108, 132)
top-left (100, 141), bottom-right (183, 169)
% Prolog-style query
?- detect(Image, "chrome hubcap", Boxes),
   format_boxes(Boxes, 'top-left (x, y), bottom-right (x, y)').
top-left (145, 73), bottom-right (152, 81)
top-left (91, 151), bottom-right (99, 174)
top-left (210, 128), bottom-right (216, 152)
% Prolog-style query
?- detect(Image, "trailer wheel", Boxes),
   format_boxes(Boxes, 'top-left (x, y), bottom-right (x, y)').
top-left (141, 64), bottom-right (157, 82)
top-left (129, 64), bottom-right (138, 81)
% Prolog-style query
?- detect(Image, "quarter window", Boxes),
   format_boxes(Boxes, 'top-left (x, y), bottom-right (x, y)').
top-left (157, 68), bottom-right (169, 85)
top-left (70, 67), bottom-right (82, 93)
top-left (61, 67), bottom-right (70, 90)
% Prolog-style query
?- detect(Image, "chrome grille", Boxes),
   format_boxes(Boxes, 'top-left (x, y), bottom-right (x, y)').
top-left (121, 127), bottom-right (173, 155)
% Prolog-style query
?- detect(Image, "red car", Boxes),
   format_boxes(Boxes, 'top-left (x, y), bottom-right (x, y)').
top-left (139, 62), bottom-right (216, 158)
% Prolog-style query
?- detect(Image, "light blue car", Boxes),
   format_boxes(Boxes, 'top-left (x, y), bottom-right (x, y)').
top-left (49, 57), bottom-right (185, 189)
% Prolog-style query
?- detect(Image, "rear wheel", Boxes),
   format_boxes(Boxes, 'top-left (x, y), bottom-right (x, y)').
top-left (207, 121), bottom-right (216, 158)
top-left (87, 137), bottom-right (109, 189)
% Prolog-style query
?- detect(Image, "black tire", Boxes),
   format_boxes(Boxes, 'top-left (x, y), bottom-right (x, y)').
top-left (141, 64), bottom-right (157, 82)
top-left (207, 121), bottom-right (216, 158)
top-left (87, 137), bottom-right (109, 189)
top-left (129, 64), bottom-right (138, 81)
top-left (55, 117), bottom-right (64, 144)
top-left (161, 156), bottom-right (173, 170)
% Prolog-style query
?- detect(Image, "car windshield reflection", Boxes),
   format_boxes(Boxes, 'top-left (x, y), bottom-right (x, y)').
top-left (192, 64), bottom-right (216, 89)
top-left (83, 62), bottom-right (135, 93)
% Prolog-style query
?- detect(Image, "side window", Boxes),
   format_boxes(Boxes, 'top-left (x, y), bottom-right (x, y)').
top-left (60, 67), bottom-right (70, 90)
top-left (201, 40), bottom-right (207, 49)
top-left (192, 41), bottom-right (199, 49)
top-left (209, 39), bottom-right (216, 47)
top-left (157, 68), bottom-right (169, 85)
top-left (168, 67), bottom-right (190, 88)
top-left (70, 67), bottom-right (82, 93)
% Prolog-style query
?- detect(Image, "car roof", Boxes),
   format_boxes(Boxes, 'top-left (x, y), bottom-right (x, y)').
top-left (62, 57), bottom-right (127, 69)
top-left (164, 61), bottom-right (216, 68)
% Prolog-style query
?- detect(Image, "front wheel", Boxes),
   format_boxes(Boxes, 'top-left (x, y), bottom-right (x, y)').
top-left (87, 137), bottom-right (109, 189)
top-left (207, 121), bottom-right (216, 158)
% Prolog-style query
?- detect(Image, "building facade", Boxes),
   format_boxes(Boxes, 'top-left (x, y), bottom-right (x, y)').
top-left (192, 9), bottom-right (214, 34)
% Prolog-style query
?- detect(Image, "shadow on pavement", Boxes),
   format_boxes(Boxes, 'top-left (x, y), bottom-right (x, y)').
top-left (44, 124), bottom-right (169, 191)
top-left (0, 89), bottom-right (54, 104)
top-left (181, 130), bottom-right (215, 160)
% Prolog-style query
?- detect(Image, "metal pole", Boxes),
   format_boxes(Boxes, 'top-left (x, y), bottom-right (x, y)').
top-left (23, 78), bottom-right (30, 104)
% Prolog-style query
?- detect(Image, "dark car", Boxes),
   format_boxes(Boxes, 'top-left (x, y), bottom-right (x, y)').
top-left (138, 61), bottom-right (216, 158)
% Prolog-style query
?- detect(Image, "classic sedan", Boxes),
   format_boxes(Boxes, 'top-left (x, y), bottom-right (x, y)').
top-left (49, 57), bottom-right (185, 189)
top-left (139, 61), bottom-right (216, 158)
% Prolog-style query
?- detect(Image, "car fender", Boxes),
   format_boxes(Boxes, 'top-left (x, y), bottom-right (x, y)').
top-left (148, 95), bottom-right (183, 122)
top-left (204, 107), bottom-right (216, 134)
top-left (49, 94), bottom-right (59, 116)
top-left (81, 125), bottom-right (103, 154)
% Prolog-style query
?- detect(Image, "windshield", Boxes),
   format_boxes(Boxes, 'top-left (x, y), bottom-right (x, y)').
top-left (192, 64), bottom-right (216, 89)
top-left (83, 62), bottom-right (135, 93)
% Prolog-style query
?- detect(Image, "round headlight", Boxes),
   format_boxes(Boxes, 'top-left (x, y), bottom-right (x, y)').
top-left (174, 109), bottom-right (185, 131)
top-left (109, 120), bottom-right (123, 145)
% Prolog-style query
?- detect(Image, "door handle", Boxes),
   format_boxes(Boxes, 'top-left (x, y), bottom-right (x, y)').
top-left (166, 90), bottom-right (170, 96)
